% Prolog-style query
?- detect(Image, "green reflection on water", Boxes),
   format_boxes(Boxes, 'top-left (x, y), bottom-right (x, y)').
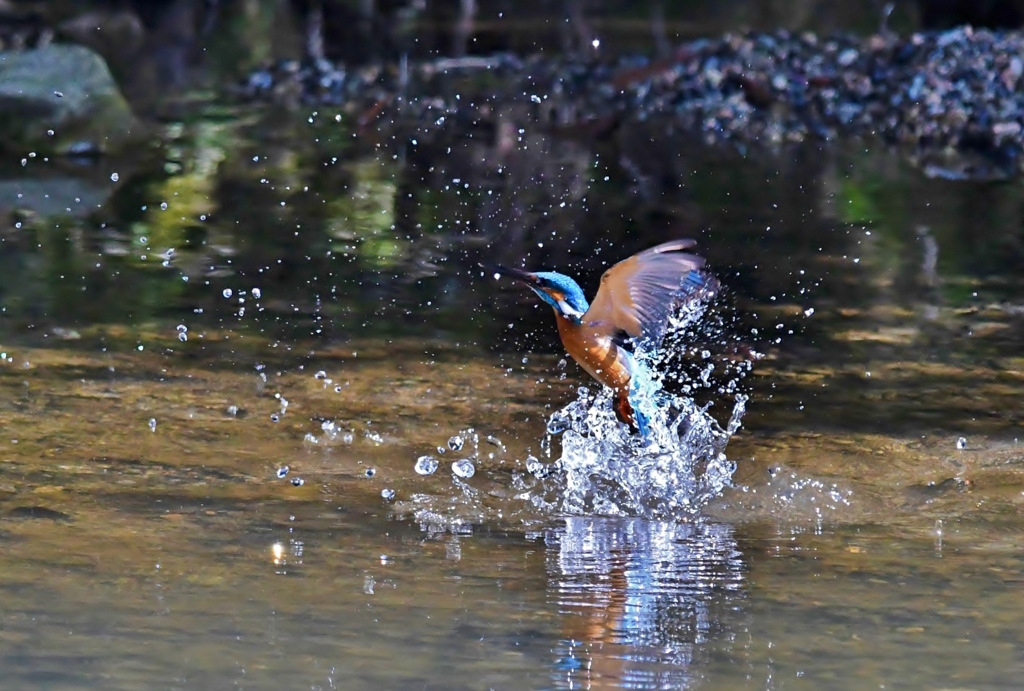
top-left (327, 159), bottom-right (403, 268)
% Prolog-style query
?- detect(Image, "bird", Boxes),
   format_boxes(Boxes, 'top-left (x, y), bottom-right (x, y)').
top-left (485, 239), bottom-right (718, 434)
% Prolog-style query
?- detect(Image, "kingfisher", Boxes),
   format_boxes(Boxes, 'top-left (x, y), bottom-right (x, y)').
top-left (486, 239), bottom-right (718, 433)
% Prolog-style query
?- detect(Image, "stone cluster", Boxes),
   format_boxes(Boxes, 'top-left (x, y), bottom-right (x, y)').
top-left (239, 26), bottom-right (1024, 178)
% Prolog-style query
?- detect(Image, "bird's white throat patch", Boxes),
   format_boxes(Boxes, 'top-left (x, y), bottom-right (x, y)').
top-left (558, 300), bottom-right (585, 320)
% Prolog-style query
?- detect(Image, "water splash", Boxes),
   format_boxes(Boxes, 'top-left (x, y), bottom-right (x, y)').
top-left (538, 387), bottom-right (745, 518)
top-left (414, 455), bottom-right (440, 475)
top-left (402, 295), bottom-right (754, 524)
top-left (535, 294), bottom-right (752, 519)
top-left (451, 458), bottom-right (476, 479)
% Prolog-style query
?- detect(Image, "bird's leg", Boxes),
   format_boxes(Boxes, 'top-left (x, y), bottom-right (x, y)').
top-left (613, 393), bottom-right (639, 433)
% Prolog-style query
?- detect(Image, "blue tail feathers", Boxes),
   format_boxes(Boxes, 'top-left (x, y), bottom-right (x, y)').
top-left (681, 269), bottom-right (716, 295)
top-left (633, 403), bottom-right (651, 437)
top-left (627, 367), bottom-right (656, 438)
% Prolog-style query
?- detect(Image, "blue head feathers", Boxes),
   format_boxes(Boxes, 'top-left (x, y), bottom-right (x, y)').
top-left (531, 272), bottom-right (590, 322)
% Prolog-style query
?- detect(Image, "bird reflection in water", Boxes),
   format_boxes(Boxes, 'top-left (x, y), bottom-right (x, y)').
top-left (544, 517), bottom-right (745, 689)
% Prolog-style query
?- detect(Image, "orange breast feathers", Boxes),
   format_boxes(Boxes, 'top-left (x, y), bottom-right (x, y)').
top-left (554, 313), bottom-right (633, 395)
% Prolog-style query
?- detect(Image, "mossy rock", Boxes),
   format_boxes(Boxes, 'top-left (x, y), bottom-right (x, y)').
top-left (0, 43), bottom-right (144, 155)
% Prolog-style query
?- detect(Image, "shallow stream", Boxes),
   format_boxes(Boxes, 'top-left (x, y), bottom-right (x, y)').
top-left (1, 85), bottom-right (1023, 689)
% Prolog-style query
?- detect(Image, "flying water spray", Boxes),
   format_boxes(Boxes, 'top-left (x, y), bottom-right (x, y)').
top-left (531, 291), bottom-right (754, 519)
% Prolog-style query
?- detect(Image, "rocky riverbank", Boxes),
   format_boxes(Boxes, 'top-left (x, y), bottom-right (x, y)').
top-left (238, 25), bottom-right (1024, 180)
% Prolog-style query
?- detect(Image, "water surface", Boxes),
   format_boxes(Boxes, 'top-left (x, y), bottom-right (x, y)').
top-left (1, 94), bottom-right (1023, 690)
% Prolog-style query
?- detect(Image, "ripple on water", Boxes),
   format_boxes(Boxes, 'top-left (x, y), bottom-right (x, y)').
top-left (713, 463), bottom-right (857, 525)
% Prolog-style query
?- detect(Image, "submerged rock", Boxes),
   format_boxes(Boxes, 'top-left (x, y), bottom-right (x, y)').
top-left (0, 173), bottom-right (117, 218)
top-left (0, 44), bottom-right (142, 155)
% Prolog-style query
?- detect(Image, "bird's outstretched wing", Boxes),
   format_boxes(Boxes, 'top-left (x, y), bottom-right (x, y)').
top-left (584, 239), bottom-right (718, 347)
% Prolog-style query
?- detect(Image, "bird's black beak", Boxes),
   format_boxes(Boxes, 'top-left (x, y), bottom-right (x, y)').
top-left (479, 262), bottom-right (539, 286)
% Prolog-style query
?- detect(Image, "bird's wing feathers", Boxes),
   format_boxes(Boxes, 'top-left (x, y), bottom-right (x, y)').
top-left (585, 240), bottom-right (717, 346)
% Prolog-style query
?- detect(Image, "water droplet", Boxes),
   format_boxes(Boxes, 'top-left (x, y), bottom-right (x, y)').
top-left (314, 370), bottom-right (327, 380)
top-left (365, 467), bottom-right (376, 478)
top-left (546, 412), bottom-right (570, 435)
top-left (270, 413), bottom-right (280, 422)
top-left (178, 332), bottom-right (187, 342)
top-left (276, 466), bottom-right (289, 478)
top-left (252, 287), bottom-right (262, 299)
top-left (447, 435), bottom-right (464, 451)
top-left (381, 488), bottom-right (395, 500)
top-left (804, 307), bottom-right (815, 317)
top-left (291, 477), bottom-right (304, 486)
top-left (342, 433), bottom-right (354, 444)
top-left (46, 129), bottom-right (54, 136)
top-left (956, 437), bottom-right (967, 450)
top-left (222, 288), bottom-right (233, 298)
top-left (176, 324), bottom-right (187, 332)
top-left (148, 418), bottom-right (157, 432)
top-left (436, 445), bottom-right (446, 454)
top-left (160, 202), bottom-right (168, 211)
top-left (110, 172), bottom-right (119, 182)
top-left (414, 455), bottom-right (439, 475)
top-left (525, 455), bottom-right (544, 475)
top-left (452, 459), bottom-right (475, 479)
